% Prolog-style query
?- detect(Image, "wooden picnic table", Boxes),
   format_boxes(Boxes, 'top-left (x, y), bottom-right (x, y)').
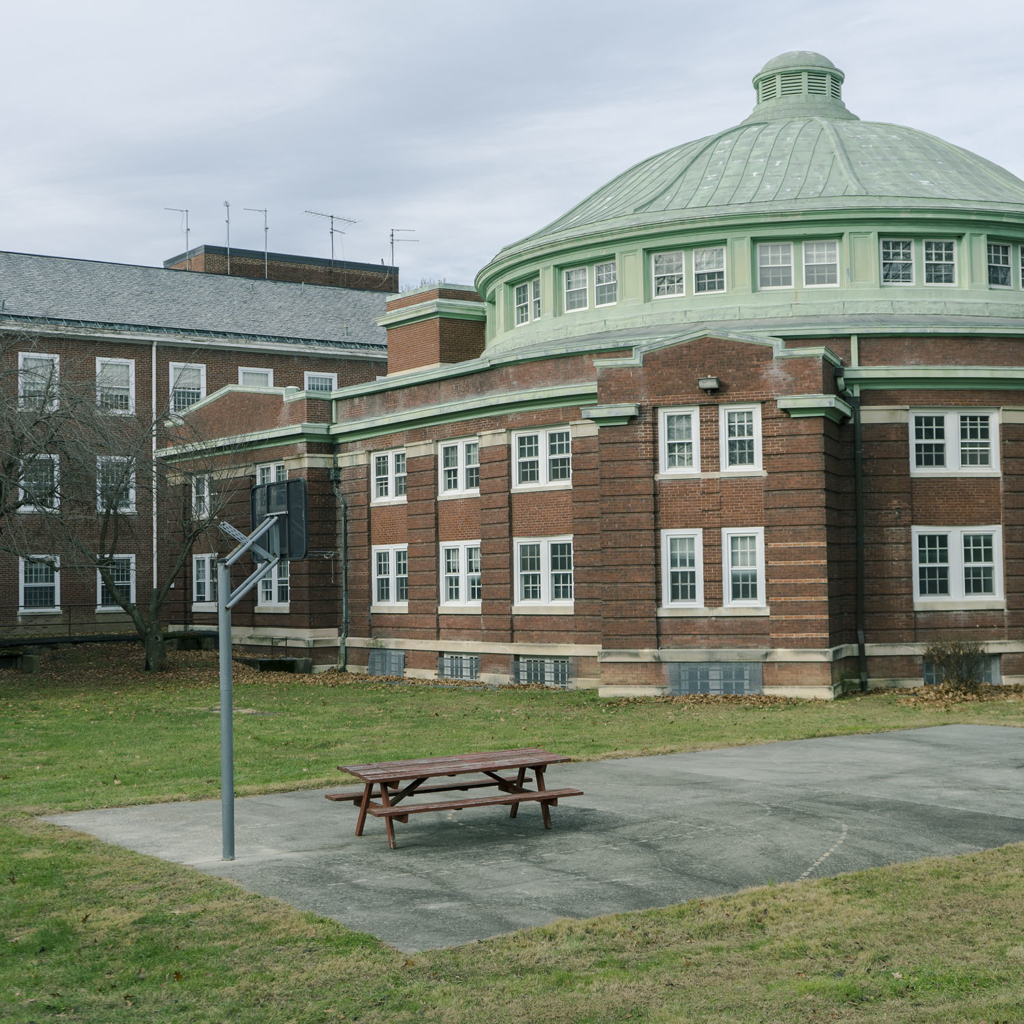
top-left (326, 748), bottom-right (583, 849)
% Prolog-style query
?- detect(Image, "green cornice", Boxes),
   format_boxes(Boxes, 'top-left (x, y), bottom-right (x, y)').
top-left (375, 298), bottom-right (487, 329)
top-left (158, 422), bottom-right (332, 461)
top-left (844, 366), bottom-right (1024, 390)
top-left (581, 404), bottom-right (639, 426)
top-left (778, 394), bottom-right (852, 422)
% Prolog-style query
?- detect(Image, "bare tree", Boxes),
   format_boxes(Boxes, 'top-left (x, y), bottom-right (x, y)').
top-left (1, 332), bottom-right (242, 670)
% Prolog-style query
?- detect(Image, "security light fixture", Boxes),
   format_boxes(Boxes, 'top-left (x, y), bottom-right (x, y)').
top-left (698, 376), bottom-right (720, 392)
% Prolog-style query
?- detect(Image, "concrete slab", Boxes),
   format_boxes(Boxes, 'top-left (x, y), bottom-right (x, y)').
top-left (45, 725), bottom-right (1024, 952)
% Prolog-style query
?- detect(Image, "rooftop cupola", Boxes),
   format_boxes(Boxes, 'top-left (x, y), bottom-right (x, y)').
top-left (742, 51), bottom-right (858, 123)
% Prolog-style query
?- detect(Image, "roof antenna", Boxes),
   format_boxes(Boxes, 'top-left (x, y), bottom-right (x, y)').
top-left (389, 227), bottom-right (417, 270)
top-left (244, 207), bottom-right (269, 278)
top-left (165, 208), bottom-right (191, 269)
top-left (224, 201), bottom-right (231, 275)
top-left (304, 210), bottom-right (357, 270)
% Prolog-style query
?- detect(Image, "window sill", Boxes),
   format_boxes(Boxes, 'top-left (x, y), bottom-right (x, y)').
top-left (656, 470), bottom-right (767, 481)
top-left (370, 603), bottom-right (409, 614)
top-left (511, 481), bottom-right (573, 493)
top-left (437, 490), bottom-right (480, 501)
top-left (256, 604), bottom-right (291, 613)
top-left (658, 605), bottom-right (770, 617)
top-left (192, 602), bottom-right (217, 612)
top-left (370, 497), bottom-right (408, 507)
top-left (910, 470), bottom-right (1000, 479)
top-left (96, 606), bottom-right (131, 614)
top-left (914, 599), bottom-right (1005, 612)
top-left (438, 604), bottom-right (482, 615)
top-left (512, 603), bottom-right (574, 616)
top-left (18, 608), bottom-right (62, 616)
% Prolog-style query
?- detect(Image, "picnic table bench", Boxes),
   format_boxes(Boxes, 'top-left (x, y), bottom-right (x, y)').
top-left (326, 748), bottom-right (583, 849)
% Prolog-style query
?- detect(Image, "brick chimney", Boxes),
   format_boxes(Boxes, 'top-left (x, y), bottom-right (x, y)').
top-left (377, 283), bottom-right (486, 375)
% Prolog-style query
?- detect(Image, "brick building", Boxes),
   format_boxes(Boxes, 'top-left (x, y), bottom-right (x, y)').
top-left (1, 249), bottom-right (389, 640)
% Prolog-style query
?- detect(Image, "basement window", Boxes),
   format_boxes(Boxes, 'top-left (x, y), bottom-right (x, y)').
top-left (439, 654), bottom-right (480, 681)
top-left (667, 662), bottom-right (762, 696)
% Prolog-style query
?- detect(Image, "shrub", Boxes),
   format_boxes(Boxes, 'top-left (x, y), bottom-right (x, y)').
top-left (923, 639), bottom-right (986, 692)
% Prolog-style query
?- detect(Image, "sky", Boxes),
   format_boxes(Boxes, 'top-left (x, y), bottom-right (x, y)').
top-left (4, 0), bottom-right (1024, 290)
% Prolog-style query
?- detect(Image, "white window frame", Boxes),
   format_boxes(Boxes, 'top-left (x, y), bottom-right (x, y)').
top-left (693, 246), bottom-right (726, 294)
top-left (923, 239), bottom-right (957, 287)
top-left (757, 243), bottom-right (793, 289)
top-left (594, 261), bottom-right (618, 307)
top-left (513, 536), bottom-right (574, 611)
top-left (18, 454), bottom-right (60, 512)
top-left (658, 407), bottom-right (701, 475)
top-left (19, 556), bottom-right (60, 614)
top-left (719, 404), bottom-right (762, 473)
top-left (563, 267), bottom-right (588, 312)
top-left (652, 251), bottom-right (685, 298)
top-left (96, 456), bottom-right (136, 514)
top-left (192, 474), bottom-right (213, 519)
top-left (908, 410), bottom-right (999, 476)
top-left (881, 238), bottom-right (915, 286)
top-left (911, 526), bottom-right (1003, 607)
top-left (304, 371), bottom-right (338, 393)
top-left (371, 449), bottom-right (407, 504)
top-left (97, 554), bottom-right (136, 611)
top-left (512, 427), bottom-right (572, 490)
top-left (95, 357), bottom-right (135, 415)
top-left (192, 553), bottom-right (219, 609)
top-left (257, 462), bottom-right (287, 485)
top-left (722, 528), bottom-right (766, 609)
top-left (239, 366), bottom-right (274, 388)
top-left (988, 242), bottom-right (1012, 289)
top-left (437, 438), bottom-right (480, 497)
top-left (372, 544), bottom-right (409, 611)
top-left (660, 529), bottom-right (704, 608)
top-left (514, 277), bottom-right (541, 326)
top-left (258, 559), bottom-right (290, 609)
top-left (439, 540), bottom-right (482, 611)
top-left (18, 352), bottom-right (59, 410)
top-left (169, 362), bottom-right (207, 412)
top-left (802, 240), bottom-right (839, 288)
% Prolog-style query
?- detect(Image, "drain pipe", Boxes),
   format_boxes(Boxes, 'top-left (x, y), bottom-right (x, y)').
top-left (330, 455), bottom-right (349, 672)
top-left (848, 334), bottom-right (868, 693)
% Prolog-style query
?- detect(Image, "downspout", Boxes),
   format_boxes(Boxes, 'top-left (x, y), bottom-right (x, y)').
top-left (151, 340), bottom-right (158, 601)
top-left (330, 452), bottom-right (349, 671)
top-left (849, 334), bottom-right (868, 693)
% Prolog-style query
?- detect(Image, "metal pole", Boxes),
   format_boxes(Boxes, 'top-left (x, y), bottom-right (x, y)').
top-left (224, 200), bottom-right (231, 275)
top-left (217, 560), bottom-right (234, 860)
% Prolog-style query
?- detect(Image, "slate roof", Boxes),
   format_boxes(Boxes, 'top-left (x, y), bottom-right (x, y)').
top-left (0, 251), bottom-right (389, 350)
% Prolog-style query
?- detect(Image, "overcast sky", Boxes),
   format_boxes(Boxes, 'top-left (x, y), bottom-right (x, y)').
top-left (4, 0), bottom-right (1024, 289)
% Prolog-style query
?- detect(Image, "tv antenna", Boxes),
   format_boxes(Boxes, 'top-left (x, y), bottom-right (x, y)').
top-left (165, 208), bottom-right (191, 269)
top-left (304, 210), bottom-right (357, 268)
top-left (224, 200), bottom-right (232, 275)
top-left (390, 227), bottom-right (417, 269)
top-left (244, 207), bottom-right (269, 278)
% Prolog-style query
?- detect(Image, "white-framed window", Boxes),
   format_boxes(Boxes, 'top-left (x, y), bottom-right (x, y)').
top-left (373, 545), bottom-right (409, 608)
top-left (881, 239), bottom-right (914, 285)
top-left (258, 462), bottom-right (287, 485)
top-left (97, 555), bottom-right (135, 609)
top-left (564, 267), bottom-right (588, 311)
top-left (514, 536), bottom-right (574, 607)
top-left (372, 449), bottom-right (407, 502)
top-left (304, 371), bottom-right (338, 392)
top-left (192, 474), bottom-right (213, 519)
top-left (259, 559), bottom-right (290, 607)
top-left (18, 352), bottom-right (59, 410)
top-left (988, 243), bottom-right (1012, 288)
top-left (239, 367), bottom-right (273, 388)
top-left (438, 438), bottom-right (479, 496)
top-left (658, 407), bottom-right (701, 475)
top-left (693, 246), bottom-right (726, 293)
top-left (439, 541), bottom-right (482, 609)
top-left (924, 654), bottom-right (1000, 686)
top-left (96, 357), bottom-right (135, 414)
top-left (653, 251), bottom-right (685, 297)
top-left (912, 526), bottom-right (1003, 604)
top-left (909, 411), bottom-right (998, 475)
top-left (20, 556), bottom-right (60, 613)
top-left (757, 243), bottom-right (793, 289)
top-left (722, 528), bottom-right (765, 608)
top-left (594, 261), bottom-right (618, 306)
top-left (924, 240), bottom-right (957, 285)
top-left (19, 455), bottom-right (59, 511)
top-left (169, 363), bottom-right (206, 412)
top-left (661, 529), bottom-right (704, 608)
top-left (719, 404), bottom-right (762, 472)
top-left (514, 277), bottom-right (541, 325)
top-left (802, 240), bottom-right (839, 287)
top-left (96, 456), bottom-right (136, 513)
top-left (513, 427), bottom-right (571, 488)
top-left (193, 553), bottom-right (219, 607)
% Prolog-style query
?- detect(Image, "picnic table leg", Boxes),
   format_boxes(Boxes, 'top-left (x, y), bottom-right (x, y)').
top-left (509, 766), bottom-right (527, 819)
top-left (535, 766), bottom-right (552, 829)
top-left (378, 780), bottom-right (398, 850)
top-left (355, 783), bottom-right (373, 836)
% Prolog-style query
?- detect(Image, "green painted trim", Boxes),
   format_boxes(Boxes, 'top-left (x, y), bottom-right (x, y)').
top-left (375, 298), bottom-right (487, 329)
top-left (328, 382), bottom-right (599, 442)
top-left (778, 394), bottom-right (852, 422)
top-left (581, 404), bottom-right (639, 426)
top-left (844, 366), bottom-right (1024, 390)
top-left (776, 346), bottom-right (844, 367)
top-left (158, 422), bottom-right (332, 461)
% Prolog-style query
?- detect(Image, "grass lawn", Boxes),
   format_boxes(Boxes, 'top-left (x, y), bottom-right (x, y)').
top-left (2, 643), bottom-right (1024, 1022)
